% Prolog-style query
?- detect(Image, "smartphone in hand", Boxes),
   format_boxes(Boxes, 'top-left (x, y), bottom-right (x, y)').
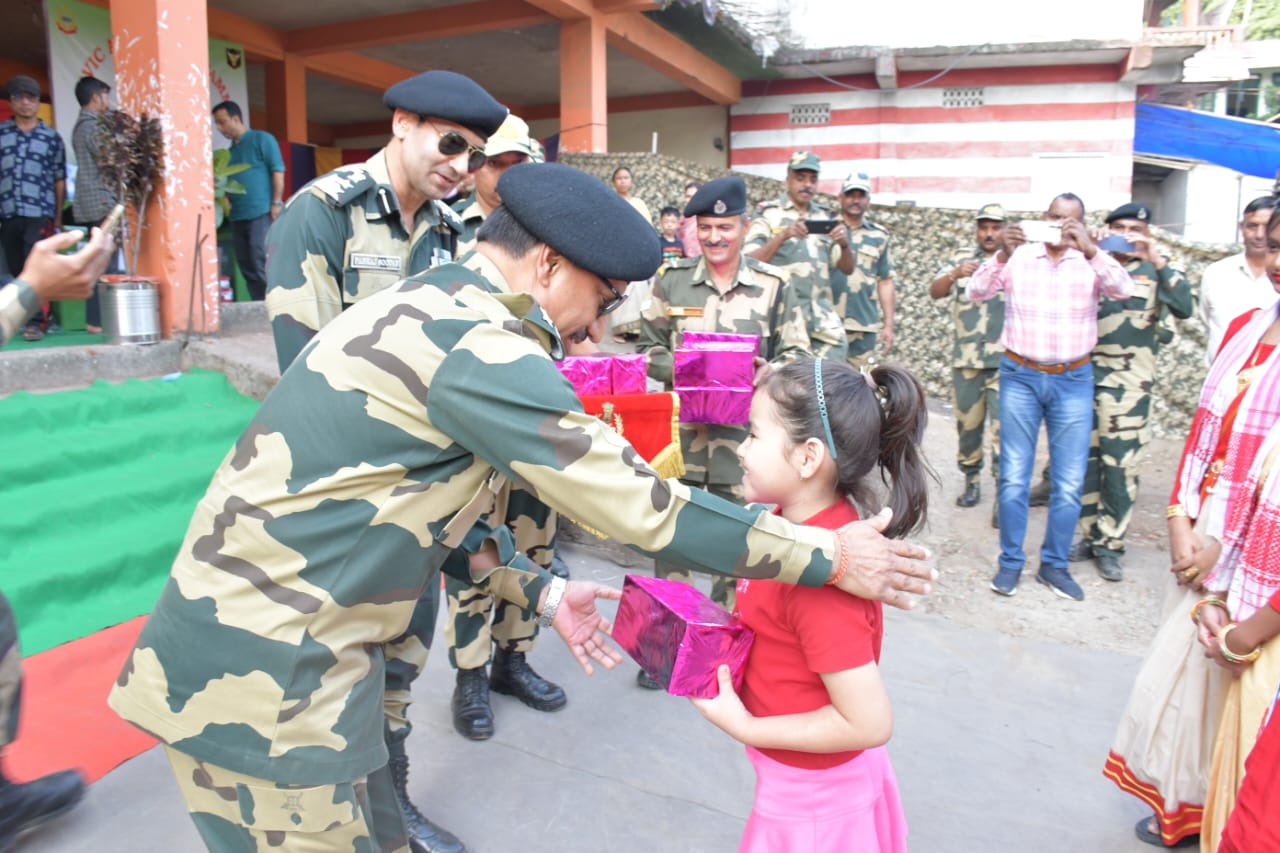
top-left (1018, 220), bottom-right (1061, 244)
top-left (805, 218), bottom-right (838, 235)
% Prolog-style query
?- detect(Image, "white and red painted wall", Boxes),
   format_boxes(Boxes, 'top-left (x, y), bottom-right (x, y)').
top-left (730, 64), bottom-right (1138, 215)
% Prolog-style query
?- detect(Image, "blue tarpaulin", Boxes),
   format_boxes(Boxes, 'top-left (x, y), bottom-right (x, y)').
top-left (1135, 102), bottom-right (1280, 180)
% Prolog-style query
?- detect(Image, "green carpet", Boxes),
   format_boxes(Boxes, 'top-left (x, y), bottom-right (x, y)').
top-left (0, 369), bottom-right (259, 654)
top-left (5, 329), bottom-right (109, 350)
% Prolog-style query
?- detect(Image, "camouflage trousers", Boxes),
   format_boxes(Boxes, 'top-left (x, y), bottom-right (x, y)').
top-left (654, 482), bottom-right (741, 609)
top-left (164, 746), bottom-right (412, 852)
top-left (0, 590), bottom-right (20, 747)
top-left (952, 367), bottom-right (1001, 482)
top-left (444, 490), bottom-right (558, 671)
top-left (845, 331), bottom-right (877, 370)
top-left (382, 573), bottom-right (440, 748)
top-left (1076, 385), bottom-right (1153, 556)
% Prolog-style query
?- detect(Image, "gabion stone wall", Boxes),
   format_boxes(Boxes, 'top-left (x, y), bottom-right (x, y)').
top-left (562, 152), bottom-right (1240, 438)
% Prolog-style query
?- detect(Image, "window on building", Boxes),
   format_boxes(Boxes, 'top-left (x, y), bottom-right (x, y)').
top-left (789, 103), bottom-right (831, 125)
top-left (942, 87), bottom-right (984, 108)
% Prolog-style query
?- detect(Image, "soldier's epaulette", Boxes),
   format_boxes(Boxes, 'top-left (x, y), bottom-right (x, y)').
top-left (307, 166), bottom-right (377, 208)
top-left (755, 199), bottom-right (780, 211)
top-left (744, 256), bottom-right (788, 281)
top-left (863, 219), bottom-right (890, 234)
top-left (663, 256), bottom-right (700, 272)
top-left (434, 199), bottom-right (464, 233)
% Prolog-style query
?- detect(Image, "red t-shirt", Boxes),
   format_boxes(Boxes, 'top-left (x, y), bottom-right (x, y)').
top-left (734, 499), bottom-right (882, 770)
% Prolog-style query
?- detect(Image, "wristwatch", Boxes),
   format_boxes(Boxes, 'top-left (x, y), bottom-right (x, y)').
top-left (536, 576), bottom-right (568, 629)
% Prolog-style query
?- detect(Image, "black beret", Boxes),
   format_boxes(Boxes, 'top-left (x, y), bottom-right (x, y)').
top-left (383, 70), bottom-right (508, 141)
top-left (683, 176), bottom-right (746, 218)
top-left (1105, 202), bottom-right (1152, 225)
top-left (497, 162), bottom-right (661, 282)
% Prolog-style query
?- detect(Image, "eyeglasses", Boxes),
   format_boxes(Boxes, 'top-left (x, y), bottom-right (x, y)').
top-left (596, 275), bottom-right (627, 317)
top-left (426, 120), bottom-right (486, 173)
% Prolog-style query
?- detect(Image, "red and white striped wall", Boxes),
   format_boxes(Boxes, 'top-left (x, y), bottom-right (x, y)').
top-left (730, 65), bottom-right (1137, 215)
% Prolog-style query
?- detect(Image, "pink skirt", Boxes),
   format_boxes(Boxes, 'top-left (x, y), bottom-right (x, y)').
top-left (740, 746), bottom-right (908, 853)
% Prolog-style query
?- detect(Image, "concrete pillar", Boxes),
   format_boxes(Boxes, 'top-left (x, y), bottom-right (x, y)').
top-left (109, 0), bottom-right (219, 336)
top-left (265, 53), bottom-right (308, 145)
top-left (559, 16), bottom-right (608, 153)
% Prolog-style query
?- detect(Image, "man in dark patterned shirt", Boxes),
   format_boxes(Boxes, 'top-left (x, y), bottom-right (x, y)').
top-left (0, 76), bottom-right (66, 341)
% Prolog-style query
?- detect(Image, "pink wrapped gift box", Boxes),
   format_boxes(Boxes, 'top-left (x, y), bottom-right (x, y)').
top-left (673, 333), bottom-right (759, 425)
top-left (557, 354), bottom-right (649, 396)
top-left (611, 574), bottom-right (754, 698)
top-left (610, 353), bottom-right (648, 395)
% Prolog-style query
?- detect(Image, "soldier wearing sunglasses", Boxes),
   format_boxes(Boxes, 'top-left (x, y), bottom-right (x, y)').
top-left (264, 69), bottom-right (507, 853)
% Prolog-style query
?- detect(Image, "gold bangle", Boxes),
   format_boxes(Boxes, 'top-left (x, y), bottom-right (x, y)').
top-left (1190, 596), bottom-right (1230, 625)
top-left (1167, 504), bottom-right (1189, 519)
top-left (1217, 622), bottom-right (1263, 664)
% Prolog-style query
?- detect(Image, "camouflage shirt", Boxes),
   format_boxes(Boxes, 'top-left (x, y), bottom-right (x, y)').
top-left (109, 263), bottom-right (837, 785)
top-left (264, 149), bottom-right (463, 373)
top-left (637, 254), bottom-right (813, 486)
top-left (830, 219), bottom-right (893, 333)
top-left (1092, 256), bottom-right (1194, 391)
top-left (451, 192), bottom-right (485, 256)
top-left (745, 196), bottom-right (848, 359)
top-left (0, 280), bottom-right (37, 347)
top-left (938, 247), bottom-right (1005, 369)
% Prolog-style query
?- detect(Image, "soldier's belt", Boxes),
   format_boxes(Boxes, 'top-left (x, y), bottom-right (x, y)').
top-left (1005, 350), bottom-right (1090, 374)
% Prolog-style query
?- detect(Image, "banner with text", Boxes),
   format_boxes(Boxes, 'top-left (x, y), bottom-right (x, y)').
top-left (44, 0), bottom-right (248, 162)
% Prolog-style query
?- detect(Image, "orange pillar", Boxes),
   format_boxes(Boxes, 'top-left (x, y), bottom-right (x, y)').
top-left (265, 53), bottom-right (308, 145)
top-left (559, 16), bottom-right (608, 153)
top-left (109, 0), bottom-right (219, 336)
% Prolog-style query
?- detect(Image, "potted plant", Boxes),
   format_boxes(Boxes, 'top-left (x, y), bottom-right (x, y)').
top-left (95, 109), bottom-right (164, 277)
top-left (94, 109), bottom-right (165, 343)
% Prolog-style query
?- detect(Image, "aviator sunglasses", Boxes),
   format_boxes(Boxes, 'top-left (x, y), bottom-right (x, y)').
top-left (426, 120), bottom-right (486, 173)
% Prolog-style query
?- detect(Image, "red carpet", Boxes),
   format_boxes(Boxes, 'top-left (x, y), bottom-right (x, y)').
top-left (7, 617), bottom-right (156, 784)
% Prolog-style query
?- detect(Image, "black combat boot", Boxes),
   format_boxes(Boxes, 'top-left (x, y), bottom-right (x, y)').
top-left (386, 740), bottom-right (467, 853)
top-left (489, 650), bottom-right (567, 712)
top-left (451, 667), bottom-right (495, 741)
top-left (955, 478), bottom-right (981, 508)
top-left (0, 760), bottom-right (86, 851)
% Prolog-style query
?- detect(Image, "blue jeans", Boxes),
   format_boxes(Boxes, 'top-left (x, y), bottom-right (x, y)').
top-left (996, 355), bottom-right (1093, 573)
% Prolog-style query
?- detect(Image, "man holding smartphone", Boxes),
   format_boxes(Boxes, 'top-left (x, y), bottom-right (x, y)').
top-left (829, 171), bottom-right (894, 368)
top-left (746, 150), bottom-right (850, 360)
top-left (967, 193), bottom-right (1134, 601)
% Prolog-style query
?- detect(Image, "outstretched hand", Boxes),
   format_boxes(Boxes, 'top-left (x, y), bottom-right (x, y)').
top-left (832, 508), bottom-right (935, 610)
top-left (22, 228), bottom-right (116, 303)
top-left (551, 581), bottom-right (624, 676)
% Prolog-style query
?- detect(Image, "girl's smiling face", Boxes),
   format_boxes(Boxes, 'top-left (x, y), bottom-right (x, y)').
top-left (738, 391), bottom-right (804, 508)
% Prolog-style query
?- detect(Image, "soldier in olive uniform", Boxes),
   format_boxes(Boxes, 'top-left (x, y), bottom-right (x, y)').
top-left (0, 227), bottom-right (113, 848)
top-left (109, 162), bottom-right (933, 853)
top-left (637, 176), bottom-right (813, 688)
top-left (265, 70), bottom-right (507, 853)
top-left (745, 150), bottom-right (850, 361)
top-left (1069, 203), bottom-right (1194, 581)
top-left (829, 171), bottom-right (894, 368)
top-left (929, 204), bottom-right (1007, 525)
top-left (447, 115), bottom-right (568, 742)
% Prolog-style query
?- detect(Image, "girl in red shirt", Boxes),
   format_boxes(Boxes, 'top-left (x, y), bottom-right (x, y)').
top-left (691, 358), bottom-right (932, 853)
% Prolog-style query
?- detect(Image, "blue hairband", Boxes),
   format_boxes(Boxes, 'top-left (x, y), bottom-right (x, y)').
top-left (814, 359), bottom-right (838, 460)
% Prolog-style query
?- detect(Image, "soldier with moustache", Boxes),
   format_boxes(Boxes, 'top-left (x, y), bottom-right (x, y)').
top-left (1069, 202), bottom-right (1193, 581)
top-left (636, 176), bottom-right (813, 690)
top-left (265, 69), bottom-right (507, 853)
top-left (745, 150), bottom-right (850, 360)
top-left (929, 204), bottom-right (1008, 527)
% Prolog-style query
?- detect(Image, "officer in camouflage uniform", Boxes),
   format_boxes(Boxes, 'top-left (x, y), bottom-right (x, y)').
top-left (1069, 202), bottom-right (1194, 581)
top-left (447, 115), bottom-right (568, 742)
top-left (928, 204), bottom-right (1007, 524)
top-left (829, 171), bottom-right (894, 368)
top-left (265, 70), bottom-right (507, 853)
top-left (637, 176), bottom-right (813, 689)
top-left (745, 150), bottom-right (849, 361)
top-left (109, 162), bottom-right (932, 852)
top-left (0, 227), bottom-right (114, 847)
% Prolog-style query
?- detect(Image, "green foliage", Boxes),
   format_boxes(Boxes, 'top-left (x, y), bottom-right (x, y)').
top-left (1160, 0), bottom-right (1280, 39)
top-left (95, 109), bottom-right (165, 276)
top-left (212, 148), bottom-right (249, 229)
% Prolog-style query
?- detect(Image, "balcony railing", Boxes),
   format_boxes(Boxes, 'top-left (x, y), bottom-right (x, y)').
top-left (1141, 24), bottom-right (1244, 48)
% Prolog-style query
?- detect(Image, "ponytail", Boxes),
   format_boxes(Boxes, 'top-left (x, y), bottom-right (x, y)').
top-left (868, 364), bottom-right (935, 538)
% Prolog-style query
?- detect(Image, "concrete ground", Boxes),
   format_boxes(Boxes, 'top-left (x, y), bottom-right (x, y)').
top-left (8, 309), bottom-right (1164, 852)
